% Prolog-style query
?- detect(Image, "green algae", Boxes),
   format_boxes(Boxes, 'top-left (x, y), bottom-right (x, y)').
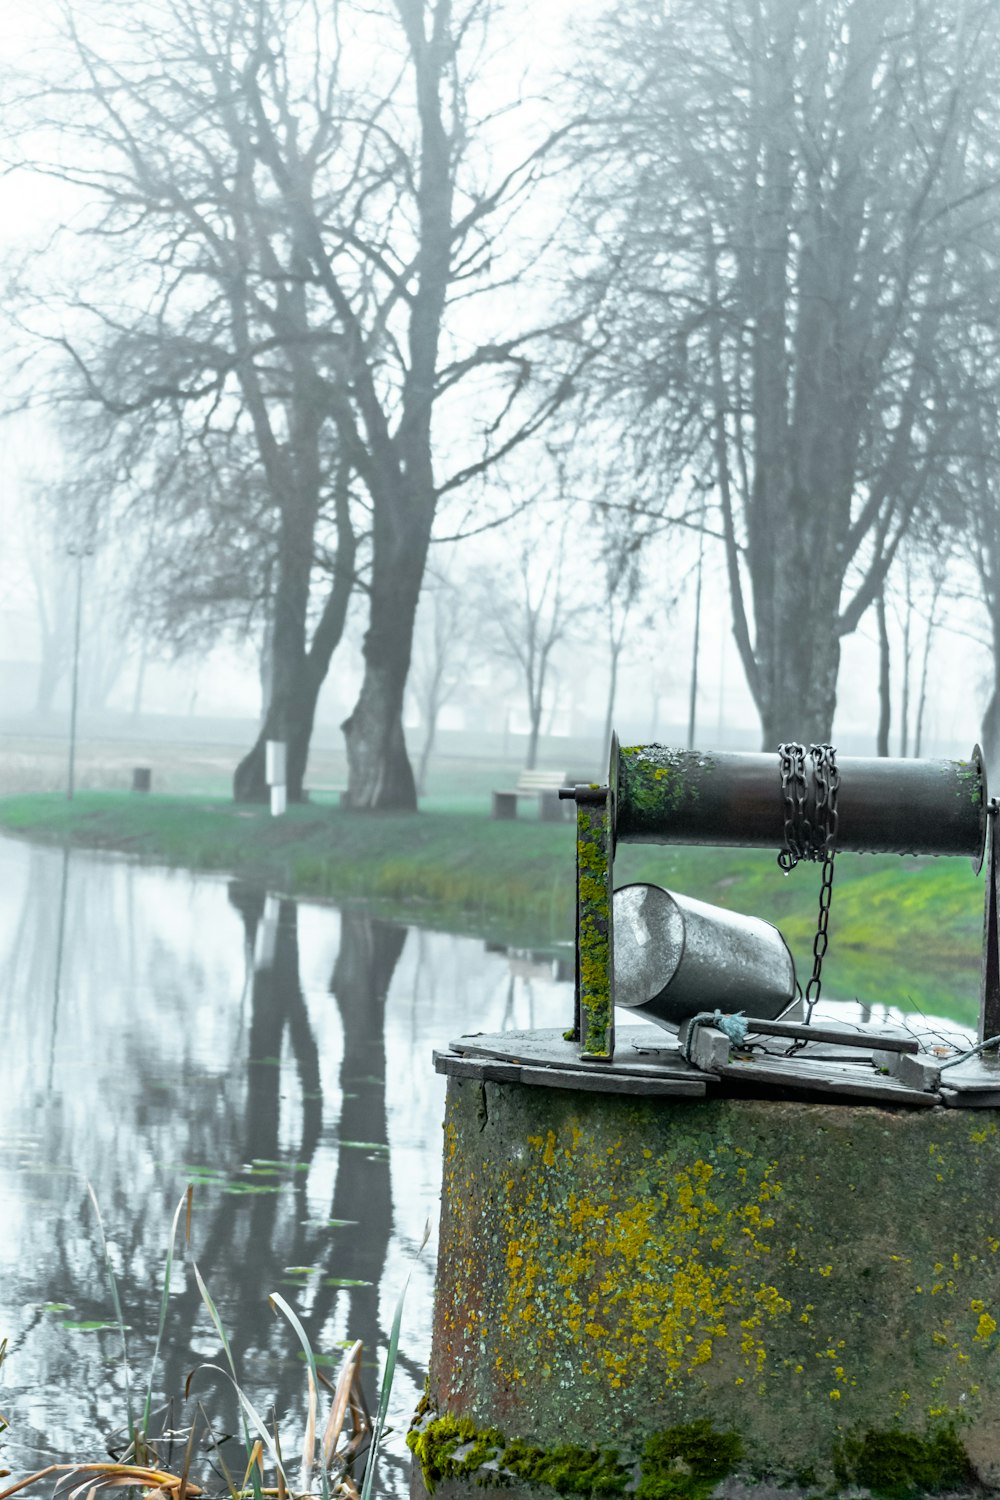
top-left (617, 746), bottom-right (708, 834)
top-left (955, 761), bottom-right (983, 808)
top-left (575, 795), bottom-right (612, 1057)
top-left (408, 1415), bottom-right (741, 1497)
top-left (406, 1413), bottom-right (625, 1495)
top-left (634, 1420), bottom-right (742, 1500)
top-left (504, 1438), bottom-right (629, 1495)
top-left (407, 1413), bottom-right (504, 1492)
top-left (832, 1425), bottom-right (975, 1498)
top-left (409, 1411), bottom-right (979, 1499)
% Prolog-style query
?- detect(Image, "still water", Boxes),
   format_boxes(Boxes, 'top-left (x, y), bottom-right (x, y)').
top-left (0, 836), bottom-right (976, 1494)
top-left (0, 835), bottom-right (571, 1495)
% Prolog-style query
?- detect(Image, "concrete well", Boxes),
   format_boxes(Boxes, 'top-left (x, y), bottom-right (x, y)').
top-left (412, 1072), bottom-right (1000, 1497)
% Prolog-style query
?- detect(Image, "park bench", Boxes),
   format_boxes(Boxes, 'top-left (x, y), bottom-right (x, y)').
top-left (491, 769), bottom-right (570, 822)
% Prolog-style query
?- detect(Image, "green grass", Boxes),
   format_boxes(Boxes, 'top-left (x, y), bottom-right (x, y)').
top-left (0, 791), bottom-right (985, 1024)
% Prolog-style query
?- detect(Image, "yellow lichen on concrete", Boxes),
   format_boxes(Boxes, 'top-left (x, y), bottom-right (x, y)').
top-left (428, 1081), bottom-right (1000, 1478)
top-left (495, 1126), bottom-right (792, 1394)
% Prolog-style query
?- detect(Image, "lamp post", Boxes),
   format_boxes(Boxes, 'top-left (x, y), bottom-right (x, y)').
top-left (66, 543), bottom-right (94, 801)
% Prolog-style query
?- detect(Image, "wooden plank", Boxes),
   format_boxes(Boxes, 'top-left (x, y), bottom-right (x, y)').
top-left (433, 1048), bottom-right (707, 1098)
top-left (451, 1026), bottom-right (707, 1082)
top-left (434, 1051), bottom-right (521, 1084)
top-left (516, 1064), bottom-right (705, 1098)
top-left (716, 1053), bottom-right (938, 1106)
top-left (879, 1048), bottom-right (1000, 1094)
top-left (936, 1051), bottom-right (1000, 1092)
top-left (877, 1051), bottom-right (942, 1091)
top-left (686, 1024), bottom-right (732, 1073)
top-left (940, 1087), bottom-right (1000, 1108)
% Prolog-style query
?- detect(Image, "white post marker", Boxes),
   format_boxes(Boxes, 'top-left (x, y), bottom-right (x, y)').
top-left (254, 893), bottom-right (281, 971)
top-left (266, 739), bottom-right (287, 817)
top-left (265, 739), bottom-right (287, 786)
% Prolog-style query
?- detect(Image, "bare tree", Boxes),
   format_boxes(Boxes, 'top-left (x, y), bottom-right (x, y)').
top-left (409, 565), bottom-right (478, 797)
top-left (12, 0), bottom-right (362, 800)
top-left (570, 0), bottom-right (1000, 746)
top-left (479, 518), bottom-right (581, 770)
top-left (14, 0), bottom-right (578, 806)
top-left (239, 0), bottom-right (582, 808)
top-left (876, 590), bottom-right (891, 758)
top-left (595, 518), bottom-right (646, 761)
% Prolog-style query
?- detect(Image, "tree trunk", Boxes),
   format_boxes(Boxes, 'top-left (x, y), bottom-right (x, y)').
top-left (876, 593), bottom-right (891, 757)
top-left (981, 596), bottom-right (1000, 782)
top-left (342, 649), bottom-right (419, 810)
top-left (234, 661), bottom-right (321, 802)
top-left (415, 684), bottom-right (440, 799)
top-left (603, 642), bottom-right (620, 764)
top-left (899, 558), bottom-right (913, 756)
top-left (342, 505), bottom-right (430, 811)
top-left (130, 638), bottom-right (147, 719)
top-left (235, 460), bottom-right (354, 803)
top-left (983, 682), bottom-right (1000, 784)
top-left (755, 559), bottom-right (842, 748)
top-left (34, 646), bottom-right (63, 717)
top-left (525, 707), bottom-right (541, 771)
top-left (322, 913), bottom-right (406, 1411)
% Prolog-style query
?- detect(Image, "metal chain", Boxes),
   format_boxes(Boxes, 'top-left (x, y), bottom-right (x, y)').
top-left (777, 742), bottom-right (808, 872)
top-left (777, 742), bottom-right (839, 1022)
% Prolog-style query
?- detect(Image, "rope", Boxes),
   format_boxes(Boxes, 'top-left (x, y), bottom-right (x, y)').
top-left (683, 1010), bottom-right (749, 1062)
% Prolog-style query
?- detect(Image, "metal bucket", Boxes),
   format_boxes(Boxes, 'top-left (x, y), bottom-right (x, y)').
top-left (613, 882), bottom-right (796, 1028)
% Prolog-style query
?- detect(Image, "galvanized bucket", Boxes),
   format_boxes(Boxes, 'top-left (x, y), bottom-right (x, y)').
top-left (613, 882), bottom-right (796, 1028)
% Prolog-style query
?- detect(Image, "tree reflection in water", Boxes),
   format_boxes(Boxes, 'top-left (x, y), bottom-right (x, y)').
top-left (0, 837), bottom-right (570, 1497)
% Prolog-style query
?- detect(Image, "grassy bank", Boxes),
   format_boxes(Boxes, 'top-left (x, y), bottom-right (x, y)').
top-left (0, 792), bottom-right (985, 1024)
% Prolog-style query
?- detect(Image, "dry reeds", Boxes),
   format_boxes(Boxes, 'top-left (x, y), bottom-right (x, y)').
top-left (0, 1190), bottom-right (412, 1500)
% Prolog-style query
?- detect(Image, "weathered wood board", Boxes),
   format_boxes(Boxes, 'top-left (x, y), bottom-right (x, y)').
top-left (450, 1026), bottom-right (704, 1083)
top-left (434, 1044), bottom-right (707, 1104)
top-left (436, 1023), bottom-right (992, 1107)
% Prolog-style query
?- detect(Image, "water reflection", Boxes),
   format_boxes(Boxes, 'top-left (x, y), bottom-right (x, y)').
top-left (2, 836), bottom-right (966, 1493)
top-left (0, 837), bottom-right (570, 1493)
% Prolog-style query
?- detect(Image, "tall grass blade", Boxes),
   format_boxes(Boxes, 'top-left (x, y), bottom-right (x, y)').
top-left (86, 1185), bottom-right (135, 1455)
top-left (142, 1189), bottom-right (192, 1445)
top-left (267, 1294), bottom-right (327, 1500)
top-left (191, 1263), bottom-right (270, 1500)
top-left (240, 1441), bottom-right (264, 1494)
top-left (177, 1404), bottom-right (199, 1500)
top-left (360, 1223), bottom-right (430, 1500)
top-left (185, 1364), bottom-right (286, 1497)
top-left (320, 1341), bottom-right (363, 1469)
top-left (272, 1416), bottom-right (287, 1500)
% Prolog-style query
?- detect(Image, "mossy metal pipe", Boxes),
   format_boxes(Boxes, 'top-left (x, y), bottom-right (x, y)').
top-left (615, 742), bottom-right (988, 869)
top-left (570, 785), bottom-right (615, 1060)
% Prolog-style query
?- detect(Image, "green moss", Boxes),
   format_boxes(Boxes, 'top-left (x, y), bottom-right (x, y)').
top-left (955, 760), bottom-right (984, 808)
top-left (635, 1420), bottom-right (742, 1500)
top-left (407, 1413), bottom-right (504, 1493)
top-left (575, 797), bottom-right (612, 1057)
top-left (409, 1415), bottom-right (744, 1498)
top-left (618, 745), bottom-right (708, 825)
top-left (832, 1426), bottom-right (975, 1499)
top-left (408, 1416), bottom-right (628, 1496)
top-left (410, 1412), bottom-right (979, 1500)
top-left (504, 1438), bottom-right (629, 1495)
